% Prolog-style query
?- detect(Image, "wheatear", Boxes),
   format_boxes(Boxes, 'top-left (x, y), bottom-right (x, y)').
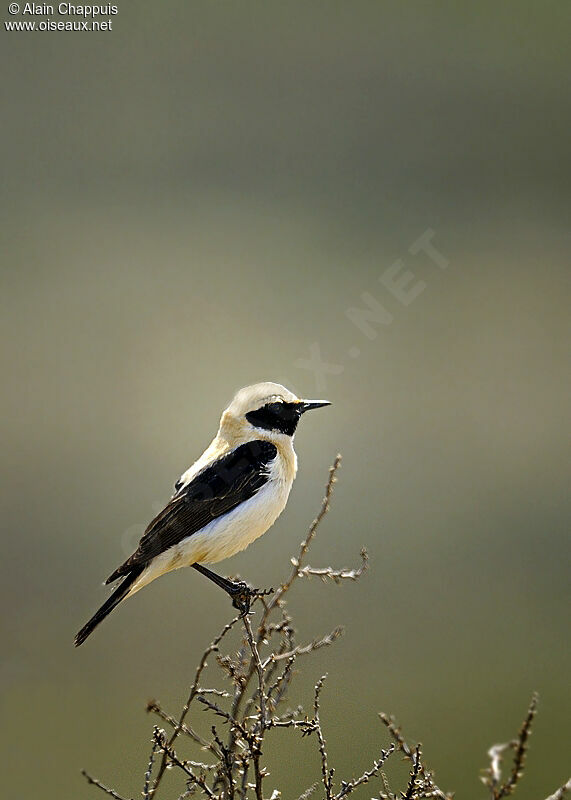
top-left (75, 382), bottom-right (329, 646)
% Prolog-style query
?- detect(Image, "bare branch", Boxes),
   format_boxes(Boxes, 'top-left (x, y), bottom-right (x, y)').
top-left (314, 675), bottom-right (333, 800)
top-left (217, 653), bottom-right (246, 687)
top-left (544, 778), bottom-right (571, 800)
top-left (261, 627), bottom-right (344, 669)
top-left (211, 725), bottom-right (235, 799)
top-left (152, 728), bottom-right (215, 799)
top-left (334, 742), bottom-right (395, 799)
top-left (403, 744), bottom-right (422, 800)
top-left (243, 611), bottom-right (268, 731)
top-left (151, 615), bottom-right (240, 795)
top-left (378, 713), bottom-right (451, 800)
top-left (197, 688), bottom-right (230, 697)
top-left (297, 548), bottom-right (369, 583)
top-left (266, 655), bottom-right (296, 713)
top-left (379, 770), bottom-right (395, 800)
top-left (482, 693), bottom-right (539, 800)
top-left (499, 693), bottom-right (538, 798)
top-left (146, 699), bottom-right (213, 751)
top-left (296, 783), bottom-right (318, 800)
top-left (378, 713), bottom-right (414, 758)
top-left (79, 455), bottom-right (551, 800)
top-left (197, 695), bottom-right (251, 743)
top-left (143, 729), bottom-right (160, 800)
top-left (268, 454), bottom-right (342, 609)
top-left (267, 715), bottom-right (316, 735)
top-left (81, 770), bottom-right (133, 800)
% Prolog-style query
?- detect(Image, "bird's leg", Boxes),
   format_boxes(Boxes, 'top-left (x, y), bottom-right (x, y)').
top-left (192, 563), bottom-right (267, 615)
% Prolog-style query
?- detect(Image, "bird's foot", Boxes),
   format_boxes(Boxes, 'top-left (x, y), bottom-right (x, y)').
top-left (228, 582), bottom-right (274, 616)
top-left (228, 581), bottom-right (254, 616)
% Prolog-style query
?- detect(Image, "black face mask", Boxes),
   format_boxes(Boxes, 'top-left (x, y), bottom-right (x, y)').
top-left (246, 402), bottom-right (302, 436)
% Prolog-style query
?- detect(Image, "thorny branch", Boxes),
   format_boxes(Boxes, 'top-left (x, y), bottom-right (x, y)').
top-left (143, 731), bottom-right (160, 800)
top-left (481, 693), bottom-right (538, 800)
top-left (151, 616), bottom-right (240, 792)
top-left (378, 713), bottom-right (451, 800)
top-left (260, 626), bottom-right (343, 669)
top-left (334, 743), bottom-right (395, 799)
top-left (81, 455), bottom-right (553, 800)
top-left (152, 727), bottom-right (215, 799)
top-left (314, 675), bottom-right (333, 800)
top-left (81, 770), bottom-right (132, 800)
top-left (544, 778), bottom-right (571, 800)
top-left (296, 548), bottom-right (369, 583)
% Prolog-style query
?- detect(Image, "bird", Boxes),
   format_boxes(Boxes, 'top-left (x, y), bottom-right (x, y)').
top-left (74, 382), bottom-right (330, 646)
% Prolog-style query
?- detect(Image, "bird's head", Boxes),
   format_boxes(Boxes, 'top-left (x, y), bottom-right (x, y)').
top-left (219, 382), bottom-right (330, 443)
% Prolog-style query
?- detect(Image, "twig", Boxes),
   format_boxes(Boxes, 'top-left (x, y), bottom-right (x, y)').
top-left (296, 783), bottom-right (318, 800)
top-left (334, 743), bottom-right (395, 798)
top-left (243, 612), bottom-right (267, 731)
top-left (242, 612), bottom-right (268, 800)
top-left (499, 693), bottom-right (538, 798)
top-left (269, 704), bottom-right (305, 724)
top-left (482, 693), bottom-right (539, 800)
top-left (81, 770), bottom-right (133, 800)
top-left (217, 653), bottom-right (246, 687)
top-left (238, 754), bottom-right (250, 800)
top-left (224, 457), bottom-right (343, 766)
top-left (297, 548), bottom-right (369, 583)
top-left (266, 655), bottom-right (296, 712)
top-left (267, 716), bottom-right (316, 735)
top-left (243, 611), bottom-right (295, 720)
top-left (544, 778), bottom-right (571, 800)
top-left (143, 729), bottom-right (160, 799)
top-left (314, 675), bottom-right (333, 800)
top-left (211, 725), bottom-right (235, 799)
top-left (379, 713), bottom-right (450, 800)
top-left (378, 713), bottom-right (413, 758)
top-left (146, 699), bottom-right (213, 751)
top-left (267, 454), bottom-right (342, 612)
top-left (152, 728), bottom-right (215, 799)
top-left (379, 770), bottom-right (395, 799)
top-left (151, 615), bottom-right (240, 795)
top-left (261, 626), bottom-right (344, 669)
top-left (197, 688), bottom-right (230, 697)
top-left (197, 695), bottom-right (250, 742)
top-left (403, 744), bottom-right (422, 800)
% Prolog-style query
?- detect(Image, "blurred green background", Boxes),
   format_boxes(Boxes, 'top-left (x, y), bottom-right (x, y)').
top-left (1, 2), bottom-right (569, 798)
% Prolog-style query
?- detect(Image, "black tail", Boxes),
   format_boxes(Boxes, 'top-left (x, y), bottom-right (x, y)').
top-left (74, 566), bottom-right (143, 647)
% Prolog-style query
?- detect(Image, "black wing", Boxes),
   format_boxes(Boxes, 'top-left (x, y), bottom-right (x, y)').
top-left (106, 440), bottom-right (277, 582)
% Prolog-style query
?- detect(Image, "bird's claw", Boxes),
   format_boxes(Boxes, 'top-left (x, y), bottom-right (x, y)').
top-left (229, 583), bottom-right (274, 616)
top-left (229, 582), bottom-right (252, 615)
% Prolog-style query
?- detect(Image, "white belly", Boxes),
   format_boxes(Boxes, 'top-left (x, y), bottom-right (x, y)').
top-left (129, 474), bottom-right (292, 595)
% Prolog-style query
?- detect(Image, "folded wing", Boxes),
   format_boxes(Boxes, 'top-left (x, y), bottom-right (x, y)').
top-left (106, 440), bottom-right (277, 583)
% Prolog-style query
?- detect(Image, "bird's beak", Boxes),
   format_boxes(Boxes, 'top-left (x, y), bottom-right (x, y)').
top-left (299, 399), bottom-right (331, 414)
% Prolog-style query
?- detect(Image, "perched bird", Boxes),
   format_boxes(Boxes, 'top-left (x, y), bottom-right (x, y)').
top-left (74, 382), bottom-right (330, 646)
